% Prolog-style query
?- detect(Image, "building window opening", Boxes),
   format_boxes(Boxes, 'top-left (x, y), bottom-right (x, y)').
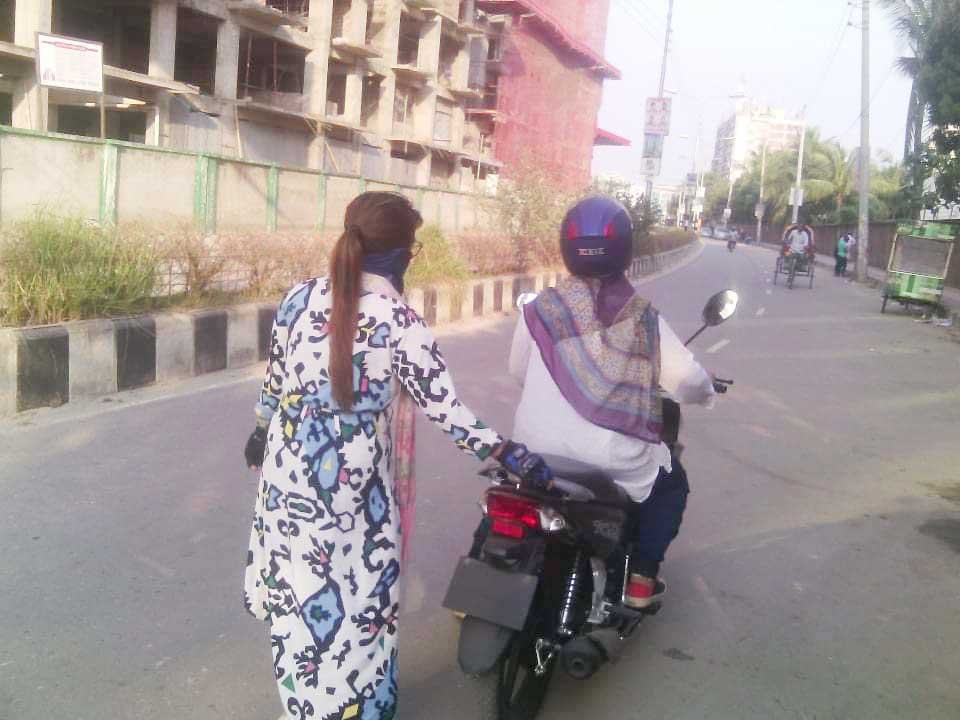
top-left (439, 35), bottom-right (458, 86)
top-left (0, 0), bottom-right (12, 43)
top-left (365, 1), bottom-right (385, 50)
top-left (326, 62), bottom-right (348, 117)
top-left (360, 74), bottom-right (382, 129)
top-left (56, 104), bottom-right (147, 142)
top-left (266, 1), bottom-right (310, 20)
top-left (238, 32), bottom-right (307, 102)
top-left (174, 7), bottom-right (218, 95)
top-left (53, 0), bottom-right (150, 74)
top-left (331, 0), bottom-right (349, 39)
top-left (0, 92), bottom-right (11, 125)
top-left (430, 154), bottom-right (455, 189)
top-left (392, 86), bottom-right (415, 137)
top-left (397, 14), bottom-right (421, 66)
top-left (390, 144), bottom-right (423, 185)
top-left (487, 36), bottom-right (502, 62)
top-left (433, 98), bottom-right (453, 143)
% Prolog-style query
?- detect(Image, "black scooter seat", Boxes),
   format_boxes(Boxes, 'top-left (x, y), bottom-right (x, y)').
top-left (539, 454), bottom-right (630, 505)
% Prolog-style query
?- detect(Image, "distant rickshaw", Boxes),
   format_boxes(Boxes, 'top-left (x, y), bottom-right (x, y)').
top-left (881, 222), bottom-right (956, 314)
top-left (774, 224), bottom-right (816, 289)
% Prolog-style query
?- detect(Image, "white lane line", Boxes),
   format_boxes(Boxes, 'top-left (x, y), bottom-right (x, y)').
top-left (755, 306), bottom-right (766, 317)
top-left (705, 338), bottom-right (730, 354)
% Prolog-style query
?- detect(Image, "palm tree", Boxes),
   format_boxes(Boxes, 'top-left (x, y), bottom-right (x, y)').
top-left (880, 0), bottom-right (938, 162)
top-left (804, 139), bottom-right (857, 216)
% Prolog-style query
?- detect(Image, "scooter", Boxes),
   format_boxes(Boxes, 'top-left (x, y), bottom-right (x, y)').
top-left (727, 238), bottom-right (737, 252)
top-left (443, 290), bottom-right (739, 720)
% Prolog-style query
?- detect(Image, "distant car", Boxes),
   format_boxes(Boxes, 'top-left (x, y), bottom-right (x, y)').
top-left (714, 228), bottom-right (731, 240)
top-left (701, 227), bottom-right (714, 238)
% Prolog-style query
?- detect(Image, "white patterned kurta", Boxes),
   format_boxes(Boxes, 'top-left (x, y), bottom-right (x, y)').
top-left (244, 275), bottom-right (501, 720)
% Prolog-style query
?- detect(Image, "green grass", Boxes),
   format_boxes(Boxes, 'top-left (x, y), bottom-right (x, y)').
top-left (0, 212), bottom-right (160, 326)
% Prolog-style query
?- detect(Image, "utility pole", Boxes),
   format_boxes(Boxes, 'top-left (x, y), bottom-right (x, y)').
top-left (756, 142), bottom-right (767, 243)
top-left (644, 0), bottom-right (674, 202)
top-left (857, 0), bottom-right (871, 282)
top-left (791, 121), bottom-right (806, 224)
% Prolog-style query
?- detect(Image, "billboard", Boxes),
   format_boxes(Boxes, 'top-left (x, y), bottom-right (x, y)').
top-left (644, 97), bottom-right (672, 136)
top-left (36, 33), bottom-right (104, 93)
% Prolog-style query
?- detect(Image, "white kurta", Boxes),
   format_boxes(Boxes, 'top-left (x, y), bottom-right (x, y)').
top-left (509, 313), bottom-right (714, 503)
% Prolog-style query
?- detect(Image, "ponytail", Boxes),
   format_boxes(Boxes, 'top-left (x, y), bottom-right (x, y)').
top-left (329, 225), bottom-right (364, 409)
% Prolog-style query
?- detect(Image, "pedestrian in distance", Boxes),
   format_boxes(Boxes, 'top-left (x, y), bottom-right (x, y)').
top-left (835, 233), bottom-right (848, 277)
top-left (241, 192), bottom-right (552, 720)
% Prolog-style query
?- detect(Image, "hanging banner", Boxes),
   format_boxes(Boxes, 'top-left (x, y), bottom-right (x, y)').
top-left (644, 97), bottom-right (672, 136)
top-left (36, 33), bottom-right (104, 93)
top-left (642, 133), bottom-right (663, 158)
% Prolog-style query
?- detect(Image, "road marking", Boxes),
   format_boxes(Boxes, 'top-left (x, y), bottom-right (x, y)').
top-left (705, 338), bottom-right (730, 354)
top-left (755, 307), bottom-right (766, 317)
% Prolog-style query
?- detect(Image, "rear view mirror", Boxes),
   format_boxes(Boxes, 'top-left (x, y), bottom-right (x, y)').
top-left (516, 292), bottom-right (538, 310)
top-left (702, 290), bottom-right (739, 327)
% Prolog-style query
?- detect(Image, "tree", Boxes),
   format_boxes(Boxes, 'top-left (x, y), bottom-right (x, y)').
top-left (880, 0), bottom-right (940, 216)
top-left (804, 140), bottom-right (857, 218)
top-left (916, 0), bottom-right (960, 208)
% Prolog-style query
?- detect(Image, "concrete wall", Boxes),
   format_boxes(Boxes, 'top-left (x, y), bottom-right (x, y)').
top-left (0, 132), bottom-right (101, 221)
top-left (117, 146), bottom-right (196, 226)
top-left (0, 126), bottom-right (493, 235)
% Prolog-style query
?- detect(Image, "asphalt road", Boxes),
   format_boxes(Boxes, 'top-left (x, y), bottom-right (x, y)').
top-left (2, 240), bottom-right (959, 720)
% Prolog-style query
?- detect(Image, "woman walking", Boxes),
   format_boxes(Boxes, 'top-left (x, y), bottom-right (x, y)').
top-left (242, 192), bottom-right (550, 720)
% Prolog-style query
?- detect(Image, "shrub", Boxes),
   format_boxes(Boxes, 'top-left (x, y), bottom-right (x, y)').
top-left (494, 163), bottom-right (581, 269)
top-left (0, 212), bottom-right (159, 326)
top-left (456, 232), bottom-right (524, 276)
top-left (407, 225), bottom-right (470, 288)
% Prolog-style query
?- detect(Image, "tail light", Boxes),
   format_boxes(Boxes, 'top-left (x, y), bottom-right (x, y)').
top-left (486, 491), bottom-right (540, 539)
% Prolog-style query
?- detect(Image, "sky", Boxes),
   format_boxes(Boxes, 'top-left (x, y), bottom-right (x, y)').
top-left (592, 0), bottom-right (915, 186)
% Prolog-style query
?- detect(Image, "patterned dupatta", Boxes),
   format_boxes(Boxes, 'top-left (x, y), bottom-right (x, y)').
top-left (361, 274), bottom-right (418, 567)
top-left (523, 275), bottom-right (664, 442)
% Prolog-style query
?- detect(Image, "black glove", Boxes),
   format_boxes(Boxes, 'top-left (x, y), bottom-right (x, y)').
top-left (245, 427), bottom-right (267, 469)
top-left (498, 440), bottom-right (553, 490)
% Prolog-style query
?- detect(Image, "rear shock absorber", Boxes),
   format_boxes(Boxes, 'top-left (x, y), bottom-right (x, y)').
top-left (557, 550), bottom-right (585, 637)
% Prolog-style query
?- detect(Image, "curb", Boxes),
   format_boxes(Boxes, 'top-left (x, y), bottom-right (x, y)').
top-left (0, 243), bottom-right (698, 416)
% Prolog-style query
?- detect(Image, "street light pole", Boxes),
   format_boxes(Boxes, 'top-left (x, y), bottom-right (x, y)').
top-left (857, 0), bottom-right (871, 282)
top-left (791, 122), bottom-right (806, 224)
top-left (644, 0), bottom-right (675, 202)
top-left (756, 141), bottom-right (767, 243)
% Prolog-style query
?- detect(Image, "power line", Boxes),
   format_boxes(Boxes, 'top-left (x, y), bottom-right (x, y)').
top-left (614, 0), bottom-right (666, 46)
top-left (621, 0), bottom-right (667, 33)
top-left (803, 3), bottom-right (856, 111)
top-left (838, 61), bottom-right (895, 141)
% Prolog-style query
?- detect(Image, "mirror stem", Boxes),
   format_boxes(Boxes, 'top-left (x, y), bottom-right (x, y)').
top-left (685, 325), bottom-right (708, 346)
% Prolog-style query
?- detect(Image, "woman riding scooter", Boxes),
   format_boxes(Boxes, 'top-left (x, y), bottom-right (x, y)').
top-left (508, 196), bottom-right (716, 608)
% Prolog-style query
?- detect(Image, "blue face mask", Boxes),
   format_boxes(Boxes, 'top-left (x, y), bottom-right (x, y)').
top-left (362, 247), bottom-right (413, 293)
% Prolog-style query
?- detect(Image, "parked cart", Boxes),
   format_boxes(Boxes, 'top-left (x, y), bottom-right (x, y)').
top-left (881, 222), bottom-right (956, 314)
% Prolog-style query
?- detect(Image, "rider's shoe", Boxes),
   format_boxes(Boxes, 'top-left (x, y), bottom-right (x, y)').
top-left (623, 574), bottom-right (666, 609)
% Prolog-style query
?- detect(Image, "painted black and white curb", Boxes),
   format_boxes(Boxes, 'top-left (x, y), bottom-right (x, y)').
top-left (0, 242), bottom-right (698, 416)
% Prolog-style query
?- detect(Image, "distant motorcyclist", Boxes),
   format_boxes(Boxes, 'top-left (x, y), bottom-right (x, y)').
top-left (508, 196), bottom-right (716, 609)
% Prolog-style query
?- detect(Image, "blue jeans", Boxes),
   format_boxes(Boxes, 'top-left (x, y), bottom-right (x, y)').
top-left (626, 460), bottom-right (690, 578)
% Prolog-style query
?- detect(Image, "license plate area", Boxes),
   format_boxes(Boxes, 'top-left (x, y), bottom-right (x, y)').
top-left (443, 557), bottom-right (538, 631)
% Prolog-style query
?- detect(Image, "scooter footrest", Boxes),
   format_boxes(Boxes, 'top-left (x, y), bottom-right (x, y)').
top-left (609, 601), bottom-right (661, 621)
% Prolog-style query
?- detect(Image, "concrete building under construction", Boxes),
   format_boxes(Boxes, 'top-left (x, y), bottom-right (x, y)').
top-left (0, 0), bottom-right (621, 192)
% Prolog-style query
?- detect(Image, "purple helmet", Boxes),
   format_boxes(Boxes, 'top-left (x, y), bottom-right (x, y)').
top-left (560, 196), bottom-right (634, 278)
